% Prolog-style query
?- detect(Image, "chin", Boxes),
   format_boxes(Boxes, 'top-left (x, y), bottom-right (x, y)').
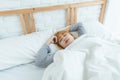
top-left (65, 43), bottom-right (71, 47)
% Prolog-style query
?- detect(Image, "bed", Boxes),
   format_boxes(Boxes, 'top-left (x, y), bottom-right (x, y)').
top-left (0, 62), bottom-right (45, 80)
top-left (0, 0), bottom-right (113, 80)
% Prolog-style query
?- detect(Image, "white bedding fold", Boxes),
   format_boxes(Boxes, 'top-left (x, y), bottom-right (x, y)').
top-left (53, 50), bottom-right (87, 65)
top-left (42, 34), bottom-right (120, 80)
top-left (42, 50), bottom-right (87, 80)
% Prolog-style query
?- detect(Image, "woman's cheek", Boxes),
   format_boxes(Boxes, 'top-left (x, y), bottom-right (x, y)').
top-left (61, 41), bottom-right (64, 45)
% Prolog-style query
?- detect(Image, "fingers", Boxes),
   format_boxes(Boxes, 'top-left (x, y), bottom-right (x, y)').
top-left (66, 25), bottom-right (70, 29)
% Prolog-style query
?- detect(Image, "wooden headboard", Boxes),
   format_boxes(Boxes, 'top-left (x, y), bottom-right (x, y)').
top-left (0, 0), bottom-right (107, 34)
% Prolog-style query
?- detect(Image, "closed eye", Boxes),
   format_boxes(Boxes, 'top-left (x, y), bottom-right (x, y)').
top-left (59, 33), bottom-right (67, 43)
top-left (63, 34), bottom-right (66, 37)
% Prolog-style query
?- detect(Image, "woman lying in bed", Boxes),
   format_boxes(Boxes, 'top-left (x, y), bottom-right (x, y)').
top-left (35, 23), bottom-right (86, 68)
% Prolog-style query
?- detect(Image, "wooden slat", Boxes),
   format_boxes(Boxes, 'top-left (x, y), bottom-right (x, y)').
top-left (0, 5), bottom-right (69, 16)
top-left (71, 7), bottom-right (75, 24)
top-left (74, 7), bottom-right (77, 24)
top-left (0, 0), bottom-right (108, 35)
top-left (19, 14), bottom-right (27, 34)
top-left (24, 13), bottom-right (31, 33)
top-left (30, 13), bottom-right (36, 32)
top-left (0, 9), bottom-right (33, 16)
top-left (70, 0), bottom-right (104, 7)
top-left (66, 8), bottom-right (71, 26)
top-left (33, 4), bottom-right (69, 12)
top-left (0, 1), bottom-right (104, 16)
top-left (99, 0), bottom-right (107, 23)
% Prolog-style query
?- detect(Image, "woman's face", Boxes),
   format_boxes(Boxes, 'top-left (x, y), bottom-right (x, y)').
top-left (58, 33), bottom-right (74, 48)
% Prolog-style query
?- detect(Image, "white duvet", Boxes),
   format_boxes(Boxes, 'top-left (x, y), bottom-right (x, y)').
top-left (42, 34), bottom-right (120, 80)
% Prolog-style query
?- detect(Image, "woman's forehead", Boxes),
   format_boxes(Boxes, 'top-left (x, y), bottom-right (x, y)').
top-left (58, 35), bottom-right (63, 41)
top-left (58, 33), bottom-right (69, 41)
top-left (58, 33), bottom-right (65, 37)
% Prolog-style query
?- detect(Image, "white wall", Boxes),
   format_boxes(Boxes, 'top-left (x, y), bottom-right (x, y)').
top-left (104, 0), bottom-right (120, 36)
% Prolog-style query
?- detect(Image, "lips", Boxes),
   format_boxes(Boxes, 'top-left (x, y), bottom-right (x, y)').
top-left (65, 38), bottom-right (69, 43)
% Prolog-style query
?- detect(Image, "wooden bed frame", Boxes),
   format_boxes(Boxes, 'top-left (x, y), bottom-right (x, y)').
top-left (0, 0), bottom-right (107, 34)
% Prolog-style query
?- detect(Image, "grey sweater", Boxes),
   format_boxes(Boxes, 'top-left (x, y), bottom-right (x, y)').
top-left (35, 22), bottom-right (86, 68)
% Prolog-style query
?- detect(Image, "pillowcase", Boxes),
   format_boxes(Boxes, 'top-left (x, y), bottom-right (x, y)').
top-left (82, 20), bottom-right (112, 40)
top-left (0, 29), bottom-right (54, 70)
top-left (49, 20), bottom-right (112, 52)
top-left (54, 20), bottom-right (112, 40)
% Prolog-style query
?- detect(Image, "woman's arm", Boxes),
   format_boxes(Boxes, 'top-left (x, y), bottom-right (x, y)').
top-left (35, 36), bottom-right (57, 68)
top-left (69, 22), bottom-right (86, 36)
top-left (35, 44), bottom-right (54, 68)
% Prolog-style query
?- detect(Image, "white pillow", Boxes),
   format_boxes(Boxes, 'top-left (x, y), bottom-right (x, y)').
top-left (82, 20), bottom-right (112, 40)
top-left (49, 21), bottom-right (112, 52)
top-left (0, 29), bottom-right (54, 70)
top-left (54, 20), bottom-right (112, 40)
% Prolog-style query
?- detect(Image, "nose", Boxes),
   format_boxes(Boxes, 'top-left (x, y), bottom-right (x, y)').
top-left (63, 36), bottom-right (67, 42)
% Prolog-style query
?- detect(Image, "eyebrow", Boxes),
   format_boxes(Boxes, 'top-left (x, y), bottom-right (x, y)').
top-left (59, 37), bottom-right (62, 43)
top-left (58, 33), bottom-right (66, 42)
top-left (59, 35), bottom-right (63, 42)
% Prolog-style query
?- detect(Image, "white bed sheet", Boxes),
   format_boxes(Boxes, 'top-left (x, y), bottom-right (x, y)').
top-left (0, 62), bottom-right (45, 80)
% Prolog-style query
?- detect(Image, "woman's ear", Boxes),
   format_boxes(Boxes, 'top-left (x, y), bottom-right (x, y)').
top-left (53, 36), bottom-right (57, 44)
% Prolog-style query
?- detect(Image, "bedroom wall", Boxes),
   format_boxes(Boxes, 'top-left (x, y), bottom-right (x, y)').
top-left (104, 0), bottom-right (120, 36)
top-left (0, 0), bottom-right (101, 39)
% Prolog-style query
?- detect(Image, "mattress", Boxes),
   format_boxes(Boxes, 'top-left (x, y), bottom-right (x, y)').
top-left (0, 62), bottom-right (45, 80)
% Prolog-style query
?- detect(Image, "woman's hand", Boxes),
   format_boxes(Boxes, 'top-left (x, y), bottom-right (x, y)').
top-left (65, 25), bottom-right (71, 31)
top-left (47, 36), bottom-right (57, 44)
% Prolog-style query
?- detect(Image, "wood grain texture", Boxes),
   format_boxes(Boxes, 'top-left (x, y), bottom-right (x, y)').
top-left (24, 13), bottom-right (31, 33)
top-left (19, 14), bottom-right (27, 34)
top-left (99, 0), bottom-right (107, 23)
